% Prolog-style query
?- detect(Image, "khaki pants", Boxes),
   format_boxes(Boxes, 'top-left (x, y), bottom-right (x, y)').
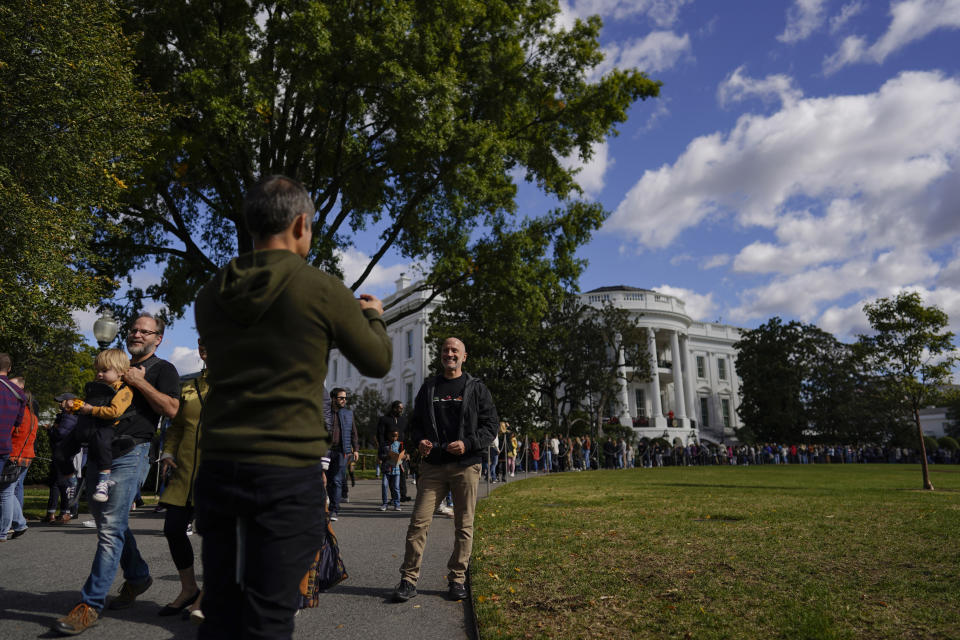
top-left (400, 461), bottom-right (480, 585)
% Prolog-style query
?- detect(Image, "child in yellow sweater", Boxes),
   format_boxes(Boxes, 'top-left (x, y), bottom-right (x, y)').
top-left (57, 349), bottom-right (134, 503)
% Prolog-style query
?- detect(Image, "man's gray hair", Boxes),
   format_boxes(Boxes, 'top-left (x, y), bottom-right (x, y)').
top-left (136, 312), bottom-right (165, 336)
top-left (244, 175), bottom-right (314, 238)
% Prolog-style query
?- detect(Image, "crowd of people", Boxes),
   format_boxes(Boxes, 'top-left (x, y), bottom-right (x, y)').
top-left (480, 434), bottom-right (958, 476)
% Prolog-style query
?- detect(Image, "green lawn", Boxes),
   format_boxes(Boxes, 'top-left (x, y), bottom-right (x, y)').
top-left (471, 465), bottom-right (960, 640)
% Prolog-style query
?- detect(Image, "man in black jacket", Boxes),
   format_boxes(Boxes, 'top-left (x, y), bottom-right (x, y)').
top-left (377, 401), bottom-right (410, 501)
top-left (392, 337), bottom-right (498, 603)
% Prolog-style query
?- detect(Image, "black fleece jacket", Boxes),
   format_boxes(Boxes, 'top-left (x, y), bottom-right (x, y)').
top-left (409, 372), bottom-right (498, 467)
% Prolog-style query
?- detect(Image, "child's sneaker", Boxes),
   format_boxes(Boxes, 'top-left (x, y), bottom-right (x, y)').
top-left (65, 481), bottom-right (78, 502)
top-left (92, 479), bottom-right (116, 503)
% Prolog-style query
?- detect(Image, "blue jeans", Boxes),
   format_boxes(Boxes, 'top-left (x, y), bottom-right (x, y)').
top-left (382, 473), bottom-right (400, 507)
top-left (80, 442), bottom-right (151, 611)
top-left (326, 451), bottom-right (347, 513)
top-left (0, 465), bottom-right (28, 539)
top-left (584, 449), bottom-right (591, 470)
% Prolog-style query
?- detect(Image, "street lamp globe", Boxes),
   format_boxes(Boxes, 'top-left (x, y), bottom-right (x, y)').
top-left (93, 309), bottom-right (119, 349)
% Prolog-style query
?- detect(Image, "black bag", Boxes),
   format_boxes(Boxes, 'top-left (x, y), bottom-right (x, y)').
top-left (0, 458), bottom-right (21, 485)
top-left (298, 523), bottom-right (348, 608)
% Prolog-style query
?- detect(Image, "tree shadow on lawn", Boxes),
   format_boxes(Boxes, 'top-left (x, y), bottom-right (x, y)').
top-left (647, 482), bottom-right (809, 491)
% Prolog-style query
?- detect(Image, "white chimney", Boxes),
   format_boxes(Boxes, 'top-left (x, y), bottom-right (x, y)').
top-left (395, 272), bottom-right (410, 292)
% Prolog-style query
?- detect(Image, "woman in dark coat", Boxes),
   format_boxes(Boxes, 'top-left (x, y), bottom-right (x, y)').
top-left (157, 340), bottom-right (208, 619)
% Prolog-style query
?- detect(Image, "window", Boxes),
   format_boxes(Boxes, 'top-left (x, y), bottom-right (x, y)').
top-left (721, 398), bottom-right (731, 428)
top-left (634, 389), bottom-right (646, 417)
top-left (718, 357), bottom-right (727, 381)
top-left (624, 293), bottom-right (645, 301)
top-left (405, 382), bottom-right (414, 406)
top-left (696, 355), bottom-right (705, 378)
top-left (700, 397), bottom-right (709, 427)
top-left (406, 330), bottom-right (414, 359)
top-left (346, 362), bottom-right (352, 378)
top-left (332, 359), bottom-right (338, 381)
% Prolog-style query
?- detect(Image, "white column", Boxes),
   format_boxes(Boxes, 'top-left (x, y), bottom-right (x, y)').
top-left (647, 327), bottom-right (663, 420)
top-left (728, 353), bottom-right (740, 431)
top-left (681, 334), bottom-right (697, 426)
top-left (616, 341), bottom-right (632, 427)
top-left (670, 330), bottom-right (687, 420)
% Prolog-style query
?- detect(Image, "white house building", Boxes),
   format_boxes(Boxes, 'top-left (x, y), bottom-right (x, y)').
top-left (331, 280), bottom-right (743, 445)
top-left (580, 286), bottom-right (742, 445)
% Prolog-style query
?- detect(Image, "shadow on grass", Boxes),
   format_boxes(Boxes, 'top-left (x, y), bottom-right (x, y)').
top-left (647, 482), bottom-right (809, 491)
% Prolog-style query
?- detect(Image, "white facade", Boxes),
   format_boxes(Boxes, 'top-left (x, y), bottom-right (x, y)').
top-left (328, 274), bottom-right (441, 406)
top-left (580, 286), bottom-right (742, 445)
top-left (332, 281), bottom-right (743, 444)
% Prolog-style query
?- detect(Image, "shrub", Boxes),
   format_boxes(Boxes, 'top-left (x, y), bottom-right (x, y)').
top-left (937, 436), bottom-right (959, 451)
top-left (923, 435), bottom-right (940, 453)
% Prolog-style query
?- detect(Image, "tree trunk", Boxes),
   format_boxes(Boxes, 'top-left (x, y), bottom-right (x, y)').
top-left (914, 409), bottom-right (934, 491)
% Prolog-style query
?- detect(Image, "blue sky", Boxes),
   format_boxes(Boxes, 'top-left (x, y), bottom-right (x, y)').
top-left (75, 0), bottom-right (960, 375)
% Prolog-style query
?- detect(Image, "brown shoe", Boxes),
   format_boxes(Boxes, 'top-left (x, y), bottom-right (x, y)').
top-left (108, 576), bottom-right (153, 610)
top-left (53, 603), bottom-right (99, 635)
top-left (42, 513), bottom-right (57, 523)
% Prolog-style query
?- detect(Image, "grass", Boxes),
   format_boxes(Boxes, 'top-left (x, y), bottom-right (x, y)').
top-left (471, 465), bottom-right (960, 640)
top-left (20, 486), bottom-right (161, 520)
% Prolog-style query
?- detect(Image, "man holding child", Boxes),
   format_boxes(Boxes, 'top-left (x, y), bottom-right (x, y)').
top-left (54, 313), bottom-right (180, 635)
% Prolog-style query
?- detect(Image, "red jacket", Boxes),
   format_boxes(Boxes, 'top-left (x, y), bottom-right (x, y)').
top-left (11, 405), bottom-right (38, 464)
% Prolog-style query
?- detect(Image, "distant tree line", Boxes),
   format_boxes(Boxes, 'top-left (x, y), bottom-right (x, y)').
top-left (735, 292), bottom-right (956, 490)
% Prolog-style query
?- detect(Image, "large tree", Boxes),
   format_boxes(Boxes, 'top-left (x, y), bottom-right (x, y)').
top-left (859, 292), bottom-right (958, 491)
top-left (735, 318), bottom-right (865, 443)
top-left (102, 0), bottom-right (660, 323)
top-left (0, 0), bottom-right (162, 404)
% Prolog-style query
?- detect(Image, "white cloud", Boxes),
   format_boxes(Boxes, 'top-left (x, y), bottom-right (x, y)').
top-left (562, 140), bottom-right (611, 197)
top-left (337, 248), bottom-right (418, 297)
top-left (653, 285), bottom-right (716, 321)
top-left (829, 1), bottom-right (865, 33)
top-left (608, 71), bottom-right (960, 335)
top-left (609, 71), bottom-right (960, 250)
top-left (701, 254), bottom-right (730, 270)
top-left (599, 31), bottom-right (692, 76)
top-left (729, 252), bottom-right (941, 323)
top-left (71, 307), bottom-right (100, 335)
top-left (559, 0), bottom-right (692, 28)
top-left (168, 346), bottom-right (203, 376)
top-left (778, 0), bottom-right (828, 43)
top-left (824, 0), bottom-right (960, 72)
top-left (718, 66), bottom-right (803, 108)
top-left (818, 300), bottom-right (872, 338)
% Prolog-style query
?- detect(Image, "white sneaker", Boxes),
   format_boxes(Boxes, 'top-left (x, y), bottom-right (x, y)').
top-left (92, 479), bottom-right (115, 503)
top-left (82, 520), bottom-right (97, 528)
top-left (437, 504), bottom-right (454, 517)
top-left (391, 504), bottom-right (401, 511)
top-left (379, 504), bottom-right (388, 511)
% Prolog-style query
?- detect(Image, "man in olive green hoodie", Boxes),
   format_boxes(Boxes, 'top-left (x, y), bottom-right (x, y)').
top-left (194, 175), bottom-right (392, 639)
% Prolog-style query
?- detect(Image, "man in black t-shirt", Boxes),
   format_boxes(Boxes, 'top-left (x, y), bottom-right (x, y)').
top-left (54, 313), bottom-right (180, 636)
top-left (392, 337), bottom-right (498, 603)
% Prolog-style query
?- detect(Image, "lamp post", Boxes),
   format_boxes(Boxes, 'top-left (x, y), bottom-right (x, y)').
top-left (93, 309), bottom-right (120, 349)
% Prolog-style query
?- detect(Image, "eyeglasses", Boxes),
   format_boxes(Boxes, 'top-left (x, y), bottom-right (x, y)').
top-left (336, 396), bottom-right (347, 401)
top-left (127, 328), bottom-right (160, 337)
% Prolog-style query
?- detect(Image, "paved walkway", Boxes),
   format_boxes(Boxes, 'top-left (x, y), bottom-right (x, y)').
top-left (0, 473), bottom-right (520, 639)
